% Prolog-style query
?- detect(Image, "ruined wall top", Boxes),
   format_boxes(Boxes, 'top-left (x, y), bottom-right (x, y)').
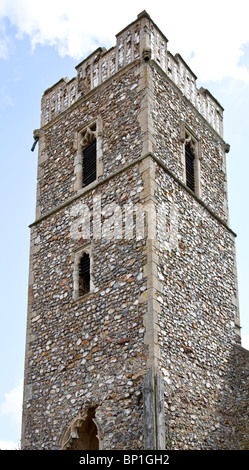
top-left (41, 11), bottom-right (224, 137)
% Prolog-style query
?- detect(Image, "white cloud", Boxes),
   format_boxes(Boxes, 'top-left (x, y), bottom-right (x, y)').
top-left (0, 440), bottom-right (19, 450)
top-left (0, 0), bottom-right (249, 81)
top-left (150, 1), bottom-right (249, 83)
top-left (0, 378), bottom-right (23, 428)
top-left (0, 379), bottom-right (23, 450)
top-left (0, 19), bottom-right (9, 59)
top-left (0, 0), bottom-right (118, 59)
top-left (242, 335), bottom-right (249, 350)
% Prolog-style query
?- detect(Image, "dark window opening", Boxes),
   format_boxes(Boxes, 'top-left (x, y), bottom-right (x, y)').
top-left (185, 144), bottom-right (195, 192)
top-left (71, 407), bottom-right (99, 450)
top-left (79, 253), bottom-right (90, 296)
top-left (82, 140), bottom-right (96, 187)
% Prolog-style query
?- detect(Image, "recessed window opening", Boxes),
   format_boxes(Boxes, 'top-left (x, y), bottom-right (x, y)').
top-left (82, 139), bottom-right (97, 187)
top-left (79, 253), bottom-right (90, 296)
top-left (70, 407), bottom-right (99, 450)
top-left (185, 143), bottom-right (195, 192)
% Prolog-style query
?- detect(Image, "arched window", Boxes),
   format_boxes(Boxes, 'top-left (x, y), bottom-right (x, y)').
top-left (73, 247), bottom-right (93, 300)
top-left (71, 408), bottom-right (99, 450)
top-left (73, 118), bottom-right (104, 193)
top-left (61, 407), bottom-right (101, 450)
top-left (81, 124), bottom-right (97, 188)
top-left (180, 122), bottom-right (202, 197)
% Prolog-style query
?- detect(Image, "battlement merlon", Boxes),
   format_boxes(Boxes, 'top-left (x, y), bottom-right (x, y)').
top-left (40, 10), bottom-right (224, 138)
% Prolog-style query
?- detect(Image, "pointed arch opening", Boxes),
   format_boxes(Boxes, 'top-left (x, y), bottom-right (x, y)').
top-left (70, 407), bottom-right (99, 450)
top-left (180, 121), bottom-right (202, 197)
top-left (61, 406), bottom-right (102, 450)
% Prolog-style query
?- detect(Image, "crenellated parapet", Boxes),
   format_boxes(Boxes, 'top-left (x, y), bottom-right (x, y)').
top-left (41, 11), bottom-right (224, 137)
top-left (41, 15), bottom-right (142, 127)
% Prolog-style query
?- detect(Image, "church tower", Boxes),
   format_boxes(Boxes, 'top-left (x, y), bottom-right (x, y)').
top-left (22, 11), bottom-right (248, 450)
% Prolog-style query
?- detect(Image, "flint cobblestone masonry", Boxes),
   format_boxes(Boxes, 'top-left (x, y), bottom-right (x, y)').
top-left (151, 65), bottom-right (229, 222)
top-left (24, 166), bottom-right (148, 450)
top-left (155, 169), bottom-right (238, 449)
top-left (36, 65), bottom-right (142, 217)
top-left (22, 11), bottom-right (249, 450)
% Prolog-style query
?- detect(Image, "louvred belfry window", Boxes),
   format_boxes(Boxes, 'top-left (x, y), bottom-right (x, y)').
top-left (82, 140), bottom-right (97, 187)
top-left (185, 144), bottom-right (195, 192)
top-left (79, 253), bottom-right (90, 296)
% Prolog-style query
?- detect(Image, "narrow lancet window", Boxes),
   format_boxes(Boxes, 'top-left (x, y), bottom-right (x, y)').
top-left (79, 253), bottom-right (90, 296)
top-left (82, 140), bottom-right (97, 187)
top-left (185, 143), bottom-right (195, 192)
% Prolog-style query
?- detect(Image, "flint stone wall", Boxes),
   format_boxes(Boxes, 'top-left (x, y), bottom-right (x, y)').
top-left (36, 63), bottom-right (142, 216)
top-left (24, 162), bottom-right (148, 450)
top-left (155, 165), bottom-right (238, 449)
top-left (151, 64), bottom-right (229, 224)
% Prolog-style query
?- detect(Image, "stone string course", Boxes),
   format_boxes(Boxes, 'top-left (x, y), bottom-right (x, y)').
top-left (22, 11), bottom-right (249, 450)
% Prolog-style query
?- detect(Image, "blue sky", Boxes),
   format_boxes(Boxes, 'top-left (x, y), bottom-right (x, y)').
top-left (0, 0), bottom-right (248, 450)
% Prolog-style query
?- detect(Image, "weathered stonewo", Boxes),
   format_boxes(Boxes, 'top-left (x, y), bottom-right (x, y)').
top-left (22, 11), bottom-right (249, 450)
